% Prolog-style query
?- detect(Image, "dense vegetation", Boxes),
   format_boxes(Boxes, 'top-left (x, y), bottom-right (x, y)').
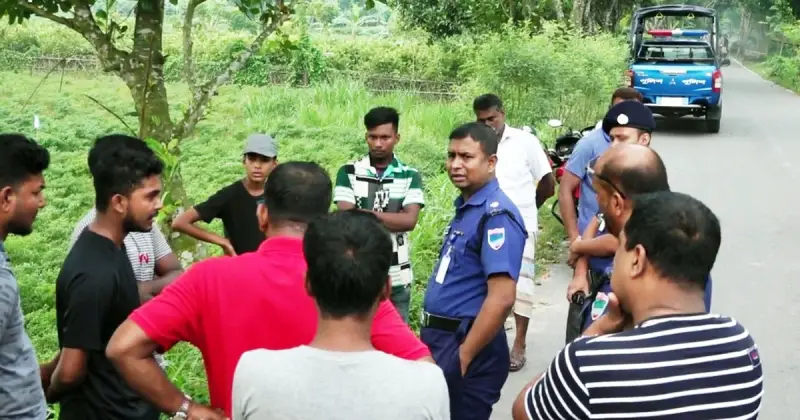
top-left (0, 2), bottom-right (635, 415)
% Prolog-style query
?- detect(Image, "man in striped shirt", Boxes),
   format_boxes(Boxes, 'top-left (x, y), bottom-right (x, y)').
top-left (334, 107), bottom-right (425, 323)
top-left (513, 190), bottom-right (763, 420)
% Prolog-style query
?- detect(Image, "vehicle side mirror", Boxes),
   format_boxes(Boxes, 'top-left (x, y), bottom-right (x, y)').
top-left (721, 58), bottom-right (731, 67)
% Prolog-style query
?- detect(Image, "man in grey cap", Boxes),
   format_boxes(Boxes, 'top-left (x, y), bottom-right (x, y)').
top-left (173, 133), bottom-right (278, 256)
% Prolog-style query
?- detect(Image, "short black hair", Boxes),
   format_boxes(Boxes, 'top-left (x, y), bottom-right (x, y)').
top-left (601, 148), bottom-right (669, 196)
top-left (623, 191), bottom-right (721, 289)
top-left (0, 134), bottom-right (50, 189)
top-left (304, 210), bottom-right (392, 318)
top-left (88, 134), bottom-right (148, 177)
top-left (263, 161), bottom-right (332, 225)
top-left (472, 93), bottom-right (504, 113)
top-left (449, 122), bottom-right (499, 156)
top-left (364, 107), bottom-right (399, 132)
top-left (89, 134), bottom-right (164, 212)
top-left (611, 87), bottom-right (643, 103)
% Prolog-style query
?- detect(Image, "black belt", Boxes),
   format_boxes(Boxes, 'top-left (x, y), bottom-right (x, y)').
top-left (421, 312), bottom-right (469, 332)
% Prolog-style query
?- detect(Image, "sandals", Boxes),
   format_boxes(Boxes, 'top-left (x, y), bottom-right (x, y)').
top-left (509, 348), bottom-right (527, 372)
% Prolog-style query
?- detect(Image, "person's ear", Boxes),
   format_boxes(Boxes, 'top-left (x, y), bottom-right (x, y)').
top-left (379, 277), bottom-right (391, 302)
top-left (611, 193), bottom-right (625, 217)
top-left (395, 132), bottom-right (401, 145)
top-left (304, 274), bottom-right (314, 298)
top-left (0, 186), bottom-right (15, 213)
top-left (488, 153), bottom-right (498, 173)
top-left (630, 244), bottom-right (647, 278)
top-left (639, 132), bottom-right (652, 146)
top-left (111, 194), bottom-right (127, 216)
top-left (257, 202), bottom-right (268, 232)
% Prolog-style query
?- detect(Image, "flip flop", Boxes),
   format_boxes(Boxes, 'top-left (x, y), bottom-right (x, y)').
top-left (509, 350), bottom-right (526, 372)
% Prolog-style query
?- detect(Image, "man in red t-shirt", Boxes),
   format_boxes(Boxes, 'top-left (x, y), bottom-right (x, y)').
top-left (107, 162), bottom-right (432, 419)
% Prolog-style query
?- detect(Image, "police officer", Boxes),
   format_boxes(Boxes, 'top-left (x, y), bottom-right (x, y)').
top-left (421, 122), bottom-right (527, 420)
top-left (568, 103), bottom-right (713, 333)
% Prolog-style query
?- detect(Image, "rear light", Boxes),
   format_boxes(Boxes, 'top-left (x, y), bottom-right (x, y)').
top-left (624, 69), bottom-right (634, 87)
top-left (712, 69), bottom-right (722, 93)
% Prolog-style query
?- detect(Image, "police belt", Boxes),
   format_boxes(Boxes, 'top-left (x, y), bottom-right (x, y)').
top-left (421, 312), bottom-right (471, 333)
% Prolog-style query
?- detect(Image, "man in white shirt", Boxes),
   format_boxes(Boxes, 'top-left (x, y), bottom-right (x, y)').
top-left (474, 94), bottom-right (555, 372)
top-left (232, 209), bottom-right (449, 420)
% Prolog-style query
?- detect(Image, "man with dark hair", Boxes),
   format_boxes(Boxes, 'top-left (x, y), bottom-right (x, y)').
top-left (566, 144), bottom-right (713, 333)
top-left (172, 133), bottom-right (278, 256)
top-left (232, 210), bottom-right (449, 419)
top-left (47, 134), bottom-right (164, 420)
top-left (422, 122), bottom-right (527, 420)
top-left (473, 93), bottom-right (555, 372)
top-left (68, 135), bottom-right (183, 369)
top-left (513, 191), bottom-right (763, 420)
top-left (561, 95), bottom-right (652, 343)
top-left (334, 106), bottom-right (425, 323)
top-left (107, 161), bottom-right (431, 419)
top-left (0, 134), bottom-right (49, 419)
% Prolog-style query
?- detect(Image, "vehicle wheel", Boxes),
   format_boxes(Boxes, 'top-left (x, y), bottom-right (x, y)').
top-left (706, 118), bottom-right (721, 133)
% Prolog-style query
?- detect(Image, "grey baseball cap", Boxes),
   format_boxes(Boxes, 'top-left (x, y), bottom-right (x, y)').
top-left (243, 133), bottom-right (278, 158)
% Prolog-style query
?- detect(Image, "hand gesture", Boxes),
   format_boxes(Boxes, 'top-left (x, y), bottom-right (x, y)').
top-left (592, 292), bottom-right (631, 335)
top-left (219, 239), bottom-right (237, 257)
top-left (566, 273), bottom-right (589, 303)
top-left (187, 402), bottom-right (229, 420)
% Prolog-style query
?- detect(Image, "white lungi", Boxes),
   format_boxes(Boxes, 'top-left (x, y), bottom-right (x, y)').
top-left (513, 216), bottom-right (537, 319)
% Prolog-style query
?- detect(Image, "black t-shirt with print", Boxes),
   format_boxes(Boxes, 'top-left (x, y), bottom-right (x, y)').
top-left (55, 229), bottom-right (159, 420)
top-left (194, 180), bottom-right (265, 255)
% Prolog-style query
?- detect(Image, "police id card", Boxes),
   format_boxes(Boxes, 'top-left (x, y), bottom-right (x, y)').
top-left (435, 246), bottom-right (452, 284)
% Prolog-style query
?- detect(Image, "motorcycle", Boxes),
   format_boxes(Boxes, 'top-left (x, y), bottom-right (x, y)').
top-left (544, 119), bottom-right (596, 226)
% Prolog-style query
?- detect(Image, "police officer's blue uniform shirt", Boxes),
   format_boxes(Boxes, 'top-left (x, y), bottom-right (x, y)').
top-left (424, 178), bottom-right (527, 318)
top-left (565, 128), bottom-right (611, 235)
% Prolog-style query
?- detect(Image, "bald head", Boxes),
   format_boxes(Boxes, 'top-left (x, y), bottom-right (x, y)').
top-left (596, 143), bottom-right (669, 197)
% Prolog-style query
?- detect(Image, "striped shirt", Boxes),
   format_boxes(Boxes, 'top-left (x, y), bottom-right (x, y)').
top-left (524, 313), bottom-right (763, 419)
top-left (333, 154), bottom-right (424, 287)
top-left (69, 208), bottom-right (173, 282)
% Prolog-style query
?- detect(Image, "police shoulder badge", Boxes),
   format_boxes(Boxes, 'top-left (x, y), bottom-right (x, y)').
top-left (487, 227), bottom-right (506, 250)
top-left (591, 292), bottom-right (610, 320)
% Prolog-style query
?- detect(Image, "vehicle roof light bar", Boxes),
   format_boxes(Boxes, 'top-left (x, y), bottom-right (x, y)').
top-left (647, 29), bottom-right (709, 37)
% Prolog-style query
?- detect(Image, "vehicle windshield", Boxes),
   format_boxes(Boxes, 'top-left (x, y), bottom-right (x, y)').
top-left (636, 43), bottom-right (714, 64)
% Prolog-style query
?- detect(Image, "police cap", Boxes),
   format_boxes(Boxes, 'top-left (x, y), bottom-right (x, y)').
top-left (602, 100), bottom-right (656, 135)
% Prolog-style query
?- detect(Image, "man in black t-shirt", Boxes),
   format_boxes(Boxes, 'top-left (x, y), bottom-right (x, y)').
top-left (44, 135), bottom-right (165, 420)
top-left (172, 133), bottom-right (279, 256)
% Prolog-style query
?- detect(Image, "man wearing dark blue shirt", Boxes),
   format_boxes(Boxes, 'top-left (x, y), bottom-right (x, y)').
top-left (421, 122), bottom-right (527, 420)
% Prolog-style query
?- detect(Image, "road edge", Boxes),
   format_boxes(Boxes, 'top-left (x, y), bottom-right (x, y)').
top-left (730, 57), bottom-right (798, 96)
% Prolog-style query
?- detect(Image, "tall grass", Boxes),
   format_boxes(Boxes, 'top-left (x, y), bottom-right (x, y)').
top-left (1, 71), bottom-right (568, 411)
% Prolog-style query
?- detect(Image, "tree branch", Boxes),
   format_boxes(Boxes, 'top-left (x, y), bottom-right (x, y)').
top-left (175, 10), bottom-right (288, 139)
top-left (182, 0), bottom-right (206, 92)
top-left (16, 0), bottom-right (75, 27)
top-left (71, 3), bottom-right (127, 72)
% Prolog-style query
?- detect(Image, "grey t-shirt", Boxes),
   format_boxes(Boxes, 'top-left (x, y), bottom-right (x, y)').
top-left (0, 242), bottom-right (47, 419)
top-left (232, 346), bottom-right (450, 420)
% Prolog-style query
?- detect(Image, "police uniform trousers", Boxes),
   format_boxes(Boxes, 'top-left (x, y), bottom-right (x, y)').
top-left (421, 317), bottom-right (509, 420)
top-left (564, 269), bottom-right (606, 344)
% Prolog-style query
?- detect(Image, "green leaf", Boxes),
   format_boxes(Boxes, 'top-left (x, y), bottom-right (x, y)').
top-left (96, 10), bottom-right (107, 20)
top-left (366, 0), bottom-right (375, 9)
top-left (169, 0), bottom-right (179, 5)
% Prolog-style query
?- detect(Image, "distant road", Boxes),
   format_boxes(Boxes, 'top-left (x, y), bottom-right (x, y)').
top-left (492, 62), bottom-right (798, 419)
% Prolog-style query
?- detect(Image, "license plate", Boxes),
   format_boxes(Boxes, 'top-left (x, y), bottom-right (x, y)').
top-left (657, 97), bottom-right (689, 106)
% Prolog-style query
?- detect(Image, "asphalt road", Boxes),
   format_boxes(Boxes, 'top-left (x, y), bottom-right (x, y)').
top-left (491, 62), bottom-right (798, 419)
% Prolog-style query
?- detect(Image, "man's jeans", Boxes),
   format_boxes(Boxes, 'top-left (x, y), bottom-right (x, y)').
top-left (391, 283), bottom-right (411, 324)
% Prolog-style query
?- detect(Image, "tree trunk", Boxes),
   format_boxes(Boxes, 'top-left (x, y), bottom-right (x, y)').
top-left (570, 0), bottom-right (585, 29)
top-left (553, 0), bottom-right (566, 22)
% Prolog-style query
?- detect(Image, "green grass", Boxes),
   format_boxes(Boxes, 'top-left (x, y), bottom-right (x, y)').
top-left (0, 71), bottom-right (567, 412)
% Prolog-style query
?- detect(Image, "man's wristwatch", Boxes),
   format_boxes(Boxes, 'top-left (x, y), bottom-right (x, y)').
top-left (172, 394), bottom-right (192, 419)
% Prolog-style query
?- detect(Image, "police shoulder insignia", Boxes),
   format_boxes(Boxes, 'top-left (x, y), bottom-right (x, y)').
top-left (591, 292), bottom-right (610, 320)
top-left (487, 227), bottom-right (506, 250)
top-left (490, 201), bottom-right (500, 208)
